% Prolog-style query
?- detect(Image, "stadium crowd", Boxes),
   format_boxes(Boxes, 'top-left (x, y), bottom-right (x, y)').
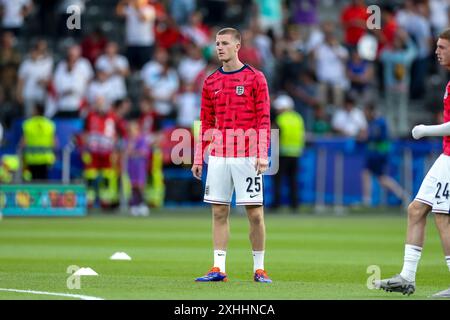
top-left (0, 0), bottom-right (449, 211)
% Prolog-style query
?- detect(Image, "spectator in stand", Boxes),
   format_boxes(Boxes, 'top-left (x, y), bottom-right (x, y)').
top-left (380, 29), bottom-right (417, 136)
top-left (52, 44), bottom-right (93, 118)
top-left (250, 18), bottom-right (276, 87)
top-left (17, 39), bottom-right (53, 118)
top-left (81, 27), bottom-right (108, 66)
top-left (254, 0), bottom-right (284, 39)
top-left (95, 41), bottom-right (130, 103)
top-left (291, 0), bottom-right (318, 28)
top-left (285, 68), bottom-right (320, 132)
top-left (142, 55), bottom-right (179, 119)
top-left (178, 42), bottom-right (206, 84)
top-left (180, 11), bottom-right (210, 48)
top-left (175, 81), bottom-right (199, 129)
top-left (430, 0), bottom-right (449, 38)
top-left (0, 31), bottom-right (21, 126)
top-left (239, 29), bottom-right (263, 69)
top-left (155, 15), bottom-right (183, 51)
top-left (331, 91), bottom-right (367, 138)
top-left (86, 68), bottom-right (114, 108)
top-left (0, 0), bottom-right (33, 36)
top-left (312, 104), bottom-right (331, 135)
top-left (346, 49), bottom-right (374, 105)
top-left (126, 120), bottom-right (150, 216)
top-left (340, 0), bottom-right (368, 51)
top-left (169, 0), bottom-right (196, 27)
top-left (141, 46), bottom-right (168, 86)
top-left (116, 0), bottom-right (156, 71)
top-left (313, 22), bottom-right (349, 108)
top-left (409, 1), bottom-right (433, 100)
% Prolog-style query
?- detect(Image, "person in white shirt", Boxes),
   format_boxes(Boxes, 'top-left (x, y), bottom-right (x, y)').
top-left (144, 58), bottom-right (179, 118)
top-left (0, 0), bottom-right (32, 35)
top-left (95, 41), bottom-right (130, 103)
top-left (177, 43), bottom-right (206, 84)
top-left (86, 68), bottom-right (115, 108)
top-left (141, 46), bottom-right (168, 90)
top-left (53, 44), bottom-right (93, 118)
top-left (175, 81), bottom-right (199, 128)
top-left (314, 24), bottom-right (349, 108)
top-left (17, 39), bottom-right (53, 118)
top-left (331, 92), bottom-right (367, 138)
top-left (116, 0), bottom-right (156, 70)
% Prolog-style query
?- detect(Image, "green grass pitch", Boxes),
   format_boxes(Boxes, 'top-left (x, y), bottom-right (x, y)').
top-left (0, 207), bottom-right (448, 300)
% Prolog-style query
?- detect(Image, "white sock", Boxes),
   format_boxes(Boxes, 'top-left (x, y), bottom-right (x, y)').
top-left (400, 244), bottom-right (422, 282)
top-left (213, 250), bottom-right (226, 272)
top-left (253, 250), bottom-right (265, 272)
top-left (446, 256), bottom-right (450, 272)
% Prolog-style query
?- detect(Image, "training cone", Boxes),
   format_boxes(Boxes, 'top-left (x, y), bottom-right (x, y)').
top-left (73, 267), bottom-right (98, 276)
top-left (110, 252), bottom-right (132, 260)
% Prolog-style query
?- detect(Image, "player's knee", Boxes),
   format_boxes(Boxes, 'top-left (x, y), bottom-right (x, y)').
top-left (212, 207), bottom-right (229, 223)
top-left (407, 201), bottom-right (427, 221)
top-left (248, 212), bottom-right (264, 226)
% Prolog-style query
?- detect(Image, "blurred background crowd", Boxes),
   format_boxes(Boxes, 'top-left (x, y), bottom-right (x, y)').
top-left (0, 0), bottom-right (449, 213)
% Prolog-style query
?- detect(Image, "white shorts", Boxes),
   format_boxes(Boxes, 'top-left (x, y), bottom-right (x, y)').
top-left (415, 154), bottom-right (450, 214)
top-left (204, 156), bottom-right (264, 206)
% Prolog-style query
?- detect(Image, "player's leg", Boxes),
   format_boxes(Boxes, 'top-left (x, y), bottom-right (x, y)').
top-left (195, 202), bottom-right (230, 282)
top-left (246, 204), bottom-right (272, 283)
top-left (374, 200), bottom-right (430, 295)
top-left (196, 156), bottom-right (233, 282)
top-left (432, 213), bottom-right (450, 297)
top-left (231, 157), bottom-right (271, 282)
top-left (361, 168), bottom-right (372, 206)
top-left (379, 175), bottom-right (409, 207)
top-left (376, 155), bottom-right (447, 294)
top-left (212, 203), bottom-right (230, 269)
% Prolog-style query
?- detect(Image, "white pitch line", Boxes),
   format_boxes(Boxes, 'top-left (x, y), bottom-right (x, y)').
top-left (0, 288), bottom-right (104, 300)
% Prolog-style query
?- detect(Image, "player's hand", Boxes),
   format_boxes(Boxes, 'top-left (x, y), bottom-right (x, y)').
top-left (255, 158), bottom-right (269, 175)
top-left (412, 124), bottom-right (426, 140)
top-left (191, 164), bottom-right (202, 180)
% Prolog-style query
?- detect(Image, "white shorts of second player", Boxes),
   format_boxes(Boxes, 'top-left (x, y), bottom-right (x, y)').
top-left (415, 153), bottom-right (450, 214)
top-left (204, 156), bottom-right (263, 206)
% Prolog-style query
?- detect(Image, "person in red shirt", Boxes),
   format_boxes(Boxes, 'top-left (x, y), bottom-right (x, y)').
top-left (82, 96), bottom-right (126, 208)
top-left (341, 0), bottom-right (368, 49)
top-left (374, 29), bottom-right (450, 298)
top-left (191, 27), bottom-right (272, 283)
top-left (81, 27), bottom-right (108, 66)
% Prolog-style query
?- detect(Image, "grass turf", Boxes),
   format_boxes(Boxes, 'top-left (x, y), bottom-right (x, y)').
top-left (0, 207), bottom-right (448, 300)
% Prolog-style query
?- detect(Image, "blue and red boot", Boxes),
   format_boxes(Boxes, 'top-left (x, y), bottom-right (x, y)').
top-left (195, 267), bottom-right (228, 282)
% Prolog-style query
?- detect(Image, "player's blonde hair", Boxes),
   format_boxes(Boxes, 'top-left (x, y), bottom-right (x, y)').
top-left (216, 28), bottom-right (241, 43)
top-left (439, 28), bottom-right (450, 41)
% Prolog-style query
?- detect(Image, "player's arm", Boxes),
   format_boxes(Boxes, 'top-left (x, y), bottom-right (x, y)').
top-left (192, 81), bottom-right (214, 180)
top-left (412, 122), bottom-right (450, 139)
top-left (254, 73), bottom-right (271, 175)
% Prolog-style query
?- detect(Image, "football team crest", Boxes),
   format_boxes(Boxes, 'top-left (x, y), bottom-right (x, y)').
top-left (236, 86), bottom-right (244, 95)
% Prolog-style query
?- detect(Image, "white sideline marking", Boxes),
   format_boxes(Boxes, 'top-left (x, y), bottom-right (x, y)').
top-left (0, 288), bottom-right (104, 300)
